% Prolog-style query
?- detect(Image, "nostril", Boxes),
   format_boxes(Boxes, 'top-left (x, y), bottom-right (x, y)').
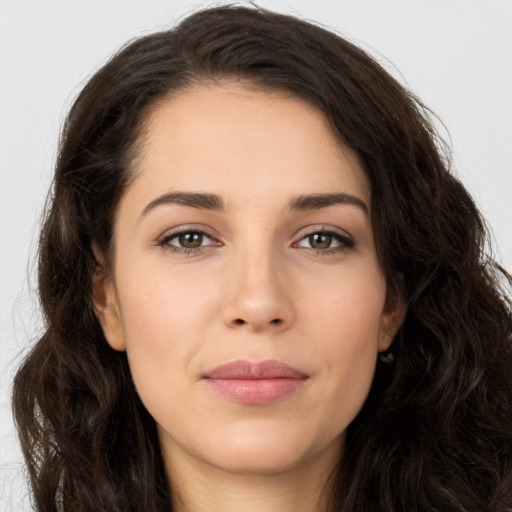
top-left (232, 318), bottom-right (283, 326)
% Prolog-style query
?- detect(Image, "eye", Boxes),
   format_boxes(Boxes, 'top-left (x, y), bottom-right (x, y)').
top-left (175, 232), bottom-right (208, 249)
top-left (295, 230), bottom-right (354, 252)
top-left (158, 229), bottom-right (217, 252)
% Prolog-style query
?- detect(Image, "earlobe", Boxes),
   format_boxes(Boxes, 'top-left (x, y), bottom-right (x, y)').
top-left (92, 258), bottom-right (126, 352)
top-left (378, 297), bottom-right (407, 352)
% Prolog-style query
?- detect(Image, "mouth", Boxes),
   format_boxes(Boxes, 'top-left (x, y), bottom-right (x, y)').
top-left (202, 359), bottom-right (309, 405)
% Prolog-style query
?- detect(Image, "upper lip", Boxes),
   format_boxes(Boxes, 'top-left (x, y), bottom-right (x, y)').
top-left (202, 359), bottom-right (309, 380)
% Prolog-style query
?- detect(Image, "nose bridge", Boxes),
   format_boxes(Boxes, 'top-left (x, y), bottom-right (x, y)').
top-left (222, 235), bottom-right (294, 331)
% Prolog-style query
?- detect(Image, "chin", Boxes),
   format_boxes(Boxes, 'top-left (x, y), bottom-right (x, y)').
top-left (192, 421), bottom-right (344, 476)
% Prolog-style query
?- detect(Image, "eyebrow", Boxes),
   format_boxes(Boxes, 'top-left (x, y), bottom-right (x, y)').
top-left (289, 193), bottom-right (369, 215)
top-left (140, 192), bottom-right (225, 219)
top-left (139, 191), bottom-right (369, 220)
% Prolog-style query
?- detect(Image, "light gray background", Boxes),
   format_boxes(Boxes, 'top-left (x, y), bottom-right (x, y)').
top-left (1, 1), bottom-right (510, 509)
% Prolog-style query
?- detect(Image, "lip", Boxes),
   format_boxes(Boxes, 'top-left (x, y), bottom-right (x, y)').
top-left (202, 359), bottom-right (309, 405)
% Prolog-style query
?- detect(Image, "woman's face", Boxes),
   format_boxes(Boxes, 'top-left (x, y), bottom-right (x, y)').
top-left (95, 83), bottom-right (403, 478)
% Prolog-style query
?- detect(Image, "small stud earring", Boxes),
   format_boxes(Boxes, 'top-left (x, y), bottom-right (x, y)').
top-left (379, 352), bottom-right (395, 364)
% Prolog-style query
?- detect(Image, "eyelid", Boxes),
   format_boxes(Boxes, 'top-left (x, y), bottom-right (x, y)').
top-left (292, 225), bottom-right (355, 251)
top-left (156, 225), bottom-right (222, 250)
top-left (294, 225), bottom-right (353, 241)
top-left (158, 224), bottom-right (218, 239)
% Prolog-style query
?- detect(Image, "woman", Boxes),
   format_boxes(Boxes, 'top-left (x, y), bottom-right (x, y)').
top-left (12, 5), bottom-right (512, 511)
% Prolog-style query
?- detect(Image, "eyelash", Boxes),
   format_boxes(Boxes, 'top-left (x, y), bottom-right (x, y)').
top-left (157, 228), bottom-right (218, 255)
top-left (293, 229), bottom-right (355, 255)
top-left (157, 228), bottom-right (355, 256)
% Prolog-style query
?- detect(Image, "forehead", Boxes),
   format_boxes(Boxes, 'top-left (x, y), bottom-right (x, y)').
top-left (126, 82), bottom-right (370, 211)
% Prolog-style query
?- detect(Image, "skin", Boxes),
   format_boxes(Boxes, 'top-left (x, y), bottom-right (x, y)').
top-left (94, 83), bottom-right (404, 512)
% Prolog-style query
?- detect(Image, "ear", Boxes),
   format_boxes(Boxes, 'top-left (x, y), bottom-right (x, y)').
top-left (378, 295), bottom-right (407, 352)
top-left (92, 252), bottom-right (126, 352)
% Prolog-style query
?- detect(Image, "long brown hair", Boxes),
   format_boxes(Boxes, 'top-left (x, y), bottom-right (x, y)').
top-left (13, 5), bottom-right (512, 511)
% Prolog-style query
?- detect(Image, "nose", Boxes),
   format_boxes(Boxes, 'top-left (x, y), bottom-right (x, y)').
top-left (222, 246), bottom-right (295, 333)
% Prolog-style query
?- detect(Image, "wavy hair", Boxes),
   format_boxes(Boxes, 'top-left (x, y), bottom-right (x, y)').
top-left (12, 5), bottom-right (512, 511)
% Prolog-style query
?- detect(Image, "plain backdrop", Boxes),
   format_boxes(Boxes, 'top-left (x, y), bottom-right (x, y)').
top-left (1, 1), bottom-right (510, 509)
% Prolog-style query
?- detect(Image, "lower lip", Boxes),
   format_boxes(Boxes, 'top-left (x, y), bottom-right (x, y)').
top-left (205, 378), bottom-right (307, 405)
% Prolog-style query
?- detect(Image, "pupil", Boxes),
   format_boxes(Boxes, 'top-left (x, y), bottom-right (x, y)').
top-left (179, 232), bottom-right (203, 248)
top-left (310, 233), bottom-right (331, 249)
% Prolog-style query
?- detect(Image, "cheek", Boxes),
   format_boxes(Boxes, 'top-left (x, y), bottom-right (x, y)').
top-left (118, 261), bottom-right (218, 343)
top-left (114, 264), bottom-right (221, 408)
top-left (300, 266), bottom-right (386, 408)
top-left (302, 261), bottom-right (387, 348)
